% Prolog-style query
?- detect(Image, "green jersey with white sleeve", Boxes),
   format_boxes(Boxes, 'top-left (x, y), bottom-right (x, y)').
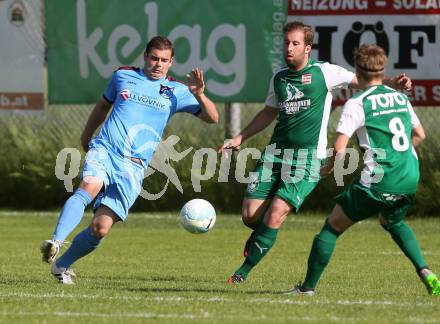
top-left (265, 59), bottom-right (355, 159)
top-left (336, 85), bottom-right (421, 194)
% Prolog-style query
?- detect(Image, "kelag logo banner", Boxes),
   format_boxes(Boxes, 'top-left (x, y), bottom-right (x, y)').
top-left (46, 0), bottom-right (286, 104)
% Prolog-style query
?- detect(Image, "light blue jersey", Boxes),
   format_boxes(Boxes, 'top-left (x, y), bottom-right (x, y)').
top-left (82, 67), bottom-right (201, 220)
top-left (92, 66), bottom-right (201, 164)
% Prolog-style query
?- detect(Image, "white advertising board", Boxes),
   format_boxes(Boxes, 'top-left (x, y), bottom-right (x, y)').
top-left (0, 0), bottom-right (44, 111)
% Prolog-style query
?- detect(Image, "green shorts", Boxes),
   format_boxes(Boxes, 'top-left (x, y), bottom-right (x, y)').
top-left (245, 150), bottom-right (321, 211)
top-left (335, 180), bottom-right (415, 226)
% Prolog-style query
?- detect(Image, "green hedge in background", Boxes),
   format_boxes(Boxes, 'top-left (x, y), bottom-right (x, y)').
top-left (0, 105), bottom-right (438, 216)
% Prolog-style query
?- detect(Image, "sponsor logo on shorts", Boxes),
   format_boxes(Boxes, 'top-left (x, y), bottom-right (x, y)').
top-left (247, 173), bottom-right (259, 193)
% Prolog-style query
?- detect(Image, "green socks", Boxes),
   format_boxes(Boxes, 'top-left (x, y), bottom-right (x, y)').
top-left (302, 221), bottom-right (341, 289)
top-left (386, 221), bottom-right (428, 272)
top-left (301, 220), bottom-right (428, 290)
top-left (235, 222), bottom-right (279, 278)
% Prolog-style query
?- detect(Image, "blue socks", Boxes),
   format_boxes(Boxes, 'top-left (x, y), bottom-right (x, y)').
top-left (56, 227), bottom-right (102, 269)
top-left (53, 188), bottom-right (93, 242)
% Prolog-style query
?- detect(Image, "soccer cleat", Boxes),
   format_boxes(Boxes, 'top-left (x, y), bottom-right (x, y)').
top-left (243, 231), bottom-right (255, 257)
top-left (227, 274), bottom-right (245, 284)
top-left (51, 262), bottom-right (76, 285)
top-left (420, 272), bottom-right (440, 296)
top-left (40, 240), bottom-right (60, 263)
top-left (283, 282), bottom-right (315, 296)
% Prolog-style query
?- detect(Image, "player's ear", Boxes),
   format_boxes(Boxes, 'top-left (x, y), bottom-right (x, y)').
top-left (305, 45), bottom-right (312, 54)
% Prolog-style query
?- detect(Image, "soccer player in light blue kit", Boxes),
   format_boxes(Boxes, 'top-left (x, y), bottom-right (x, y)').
top-left (40, 36), bottom-right (218, 284)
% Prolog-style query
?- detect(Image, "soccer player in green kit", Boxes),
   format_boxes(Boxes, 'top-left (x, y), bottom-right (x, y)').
top-left (287, 44), bottom-right (439, 296)
top-left (218, 21), bottom-right (412, 284)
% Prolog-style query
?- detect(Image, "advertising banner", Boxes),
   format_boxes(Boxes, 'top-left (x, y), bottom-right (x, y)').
top-left (0, 0), bottom-right (44, 111)
top-left (46, 0), bottom-right (287, 104)
top-left (288, 0), bottom-right (440, 106)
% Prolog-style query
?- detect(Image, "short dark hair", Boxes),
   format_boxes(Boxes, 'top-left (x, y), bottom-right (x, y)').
top-left (283, 21), bottom-right (314, 46)
top-left (354, 44), bottom-right (387, 82)
top-left (145, 36), bottom-right (174, 57)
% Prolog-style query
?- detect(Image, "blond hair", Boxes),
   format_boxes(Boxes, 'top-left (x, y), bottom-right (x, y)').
top-left (354, 44), bottom-right (387, 82)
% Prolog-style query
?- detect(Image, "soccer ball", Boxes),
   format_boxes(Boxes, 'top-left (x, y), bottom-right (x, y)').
top-left (179, 199), bottom-right (216, 234)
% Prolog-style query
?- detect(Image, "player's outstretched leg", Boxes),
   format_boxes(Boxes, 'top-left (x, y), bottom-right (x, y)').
top-left (382, 220), bottom-right (440, 296)
top-left (286, 204), bottom-right (352, 295)
top-left (227, 196), bottom-right (292, 284)
top-left (241, 198), bottom-right (270, 257)
top-left (227, 222), bottom-right (279, 284)
top-left (285, 220), bottom-right (342, 295)
top-left (419, 268), bottom-right (440, 296)
top-left (50, 226), bottom-right (103, 284)
top-left (41, 188), bottom-right (93, 263)
top-left (50, 207), bottom-right (117, 284)
top-left (383, 221), bottom-right (428, 271)
top-left (227, 197), bottom-right (290, 284)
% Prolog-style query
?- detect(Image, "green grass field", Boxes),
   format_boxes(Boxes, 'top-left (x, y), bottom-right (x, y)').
top-left (0, 211), bottom-right (439, 323)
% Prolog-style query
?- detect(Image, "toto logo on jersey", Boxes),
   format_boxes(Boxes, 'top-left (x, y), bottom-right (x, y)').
top-left (120, 89), bottom-right (129, 100)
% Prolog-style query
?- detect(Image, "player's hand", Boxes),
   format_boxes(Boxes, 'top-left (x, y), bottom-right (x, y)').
top-left (186, 68), bottom-right (205, 96)
top-left (395, 73), bottom-right (412, 91)
top-left (319, 164), bottom-right (334, 177)
top-left (218, 136), bottom-right (242, 158)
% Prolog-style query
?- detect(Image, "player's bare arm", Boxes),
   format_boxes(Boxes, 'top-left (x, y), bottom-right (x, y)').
top-left (80, 97), bottom-right (112, 152)
top-left (412, 124), bottom-right (426, 148)
top-left (186, 68), bottom-right (218, 124)
top-left (320, 133), bottom-right (350, 176)
top-left (349, 74), bottom-right (412, 91)
top-left (218, 105), bottom-right (278, 153)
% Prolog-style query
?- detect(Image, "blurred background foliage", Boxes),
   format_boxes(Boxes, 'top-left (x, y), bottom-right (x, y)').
top-left (0, 104), bottom-right (438, 215)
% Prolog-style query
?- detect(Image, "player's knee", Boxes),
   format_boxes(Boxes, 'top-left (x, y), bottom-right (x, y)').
top-left (264, 203), bottom-right (290, 228)
top-left (80, 178), bottom-right (102, 198)
top-left (242, 205), bottom-right (259, 223)
top-left (264, 211), bottom-right (287, 228)
top-left (241, 211), bottom-right (253, 224)
top-left (91, 223), bottom-right (111, 238)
